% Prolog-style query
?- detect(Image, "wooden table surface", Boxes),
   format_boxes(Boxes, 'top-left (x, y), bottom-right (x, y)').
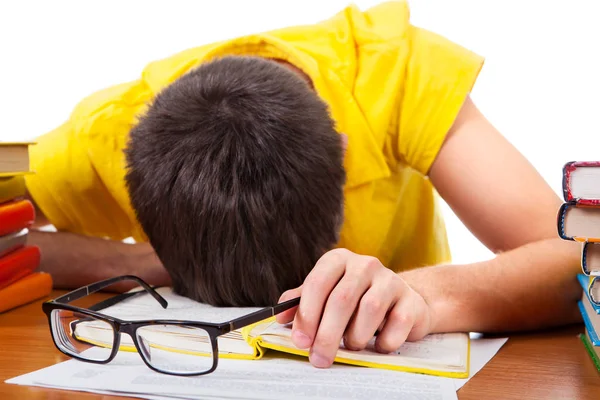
top-left (1, 291), bottom-right (599, 400)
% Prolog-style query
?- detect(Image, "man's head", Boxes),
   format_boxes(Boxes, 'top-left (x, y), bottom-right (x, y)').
top-left (125, 56), bottom-right (346, 306)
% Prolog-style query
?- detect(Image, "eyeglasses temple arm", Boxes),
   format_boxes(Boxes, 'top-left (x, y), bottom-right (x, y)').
top-left (53, 275), bottom-right (168, 309)
top-left (225, 297), bottom-right (300, 332)
top-left (88, 289), bottom-right (149, 311)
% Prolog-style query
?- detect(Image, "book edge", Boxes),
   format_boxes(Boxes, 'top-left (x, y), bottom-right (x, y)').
top-left (245, 320), bottom-right (470, 378)
top-left (557, 202), bottom-right (573, 241)
top-left (253, 337), bottom-right (469, 378)
top-left (578, 274), bottom-right (600, 314)
top-left (578, 301), bottom-right (600, 345)
top-left (562, 161), bottom-right (600, 204)
top-left (0, 171), bottom-right (34, 178)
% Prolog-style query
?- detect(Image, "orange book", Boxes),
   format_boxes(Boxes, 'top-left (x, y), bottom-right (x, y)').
top-left (0, 272), bottom-right (52, 313)
top-left (0, 246), bottom-right (41, 290)
top-left (0, 199), bottom-right (35, 237)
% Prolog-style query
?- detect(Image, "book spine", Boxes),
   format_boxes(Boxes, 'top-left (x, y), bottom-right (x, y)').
top-left (557, 202), bottom-right (572, 241)
top-left (562, 161), bottom-right (576, 202)
top-left (0, 199), bottom-right (35, 237)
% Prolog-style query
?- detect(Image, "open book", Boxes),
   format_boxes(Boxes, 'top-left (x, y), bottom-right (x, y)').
top-left (72, 287), bottom-right (470, 378)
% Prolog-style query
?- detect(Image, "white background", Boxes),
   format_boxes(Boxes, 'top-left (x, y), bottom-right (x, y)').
top-left (1, 0), bottom-right (598, 264)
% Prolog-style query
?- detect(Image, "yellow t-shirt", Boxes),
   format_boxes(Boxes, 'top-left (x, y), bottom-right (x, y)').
top-left (26, 1), bottom-right (483, 272)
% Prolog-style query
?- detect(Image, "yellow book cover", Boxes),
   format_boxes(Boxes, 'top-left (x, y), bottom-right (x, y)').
top-left (0, 175), bottom-right (26, 204)
top-left (241, 318), bottom-right (470, 378)
top-left (0, 142), bottom-right (35, 177)
top-left (69, 288), bottom-right (470, 378)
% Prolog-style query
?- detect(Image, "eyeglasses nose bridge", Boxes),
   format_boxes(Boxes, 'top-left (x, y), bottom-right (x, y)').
top-left (110, 324), bottom-right (150, 361)
top-left (113, 324), bottom-right (152, 361)
top-left (116, 322), bottom-right (136, 337)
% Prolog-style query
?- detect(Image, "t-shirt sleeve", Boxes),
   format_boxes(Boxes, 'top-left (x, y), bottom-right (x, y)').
top-left (26, 120), bottom-right (100, 235)
top-left (25, 117), bottom-right (130, 239)
top-left (396, 25), bottom-right (484, 176)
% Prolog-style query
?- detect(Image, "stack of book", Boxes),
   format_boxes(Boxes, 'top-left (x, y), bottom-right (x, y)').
top-left (0, 142), bottom-right (52, 313)
top-left (557, 161), bottom-right (600, 372)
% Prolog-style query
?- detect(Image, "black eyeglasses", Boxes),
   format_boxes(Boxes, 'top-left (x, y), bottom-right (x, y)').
top-left (42, 275), bottom-right (300, 376)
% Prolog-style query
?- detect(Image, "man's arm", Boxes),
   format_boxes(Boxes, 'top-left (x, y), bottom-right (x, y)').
top-left (401, 239), bottom-right (581, 333)
top-left (276, 96), bottom-right (582, 369)
top-left (407, 96), bottom-right (582, 333)
top-left (27, 193), bottom-right (171, 291)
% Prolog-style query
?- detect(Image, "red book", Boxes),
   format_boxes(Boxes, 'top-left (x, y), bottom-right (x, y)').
top-left (0, 246), bottom-right (41, 290)
top-left (563, 161), bottom-right (600, 205)
top-left (0, 199), bottom-right (35, 237)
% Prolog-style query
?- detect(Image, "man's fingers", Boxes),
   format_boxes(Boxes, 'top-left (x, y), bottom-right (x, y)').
top-left (309, 274), bottom-right (370, 368)
top-left (405, 289), bottom-right (432, 342)
top-left (343, 277), bottom-right (397, 351)
top-left (374, 298), bottom-right (415, 353)
top-left (275, 287), bottom-right (302, 324)
top-left (291, 249), bottom-right (350, 349)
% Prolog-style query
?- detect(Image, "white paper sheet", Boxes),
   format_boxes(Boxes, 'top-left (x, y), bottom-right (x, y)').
top-left (99, 287), bottom-right (262, 322)
top-left (7, 288), bottom-right (507, 399)
top-left (9, 348), bottom-right (458, 400)
top-left (452, 337), bottom-right (508, 390)
top-left (11, 383), bottom-right (177, 400)
top-left (7, 336), bottom-right (508, 400)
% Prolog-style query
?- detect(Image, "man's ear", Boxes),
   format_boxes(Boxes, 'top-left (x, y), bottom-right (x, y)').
top-left (340, 133), bottom-right (348, 154)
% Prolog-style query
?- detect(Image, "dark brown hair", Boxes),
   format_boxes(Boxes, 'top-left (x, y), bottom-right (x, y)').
top-left (125, 56), bottom-right (345, 306)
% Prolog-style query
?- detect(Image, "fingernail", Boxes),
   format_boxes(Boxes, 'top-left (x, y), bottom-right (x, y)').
top-left (309, 352), bottom-right (331, 368)
top-left (292, 330), bottom-right (312, 349)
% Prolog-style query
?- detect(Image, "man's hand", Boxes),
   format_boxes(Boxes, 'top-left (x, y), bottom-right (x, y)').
top-left (276, 248), bottom-right (432, 368)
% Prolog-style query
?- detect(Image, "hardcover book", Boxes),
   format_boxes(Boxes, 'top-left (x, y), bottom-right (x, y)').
top-left (68, 287), bottom-right (470, 378)
top-left (0, 142), bottom-right (33, 177)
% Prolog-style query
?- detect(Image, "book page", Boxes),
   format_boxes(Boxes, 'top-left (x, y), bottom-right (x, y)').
top-left (254, 322), bottom-right (468, 372)
top-left (99, 288), bottom-right (262, 323)
top-left (8, 348), bottom-right (459, 400)
top-left (79, 288), bottom-right (262, 354)
top-left (584, 243), bottom-right (600, 275)
top-left (591, 278), bottom-right (600, 304)
top-left (570, 166), bottom-right (600, 200)
top-left (564, 206), bottom-right (600, 239)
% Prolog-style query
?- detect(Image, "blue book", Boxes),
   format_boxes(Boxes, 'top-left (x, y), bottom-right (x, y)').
top-left (581, 242), bottom-right (600, 276)
top-left (578, 300), bottom-right (600, 346)
top-left (578, 274), bottom-right (600, 346)
top-left (578, 274), bottom-right (600, 314)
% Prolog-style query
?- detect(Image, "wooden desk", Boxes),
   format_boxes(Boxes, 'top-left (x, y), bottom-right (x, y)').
top-left (1, 291), bottom-right (599, 400)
